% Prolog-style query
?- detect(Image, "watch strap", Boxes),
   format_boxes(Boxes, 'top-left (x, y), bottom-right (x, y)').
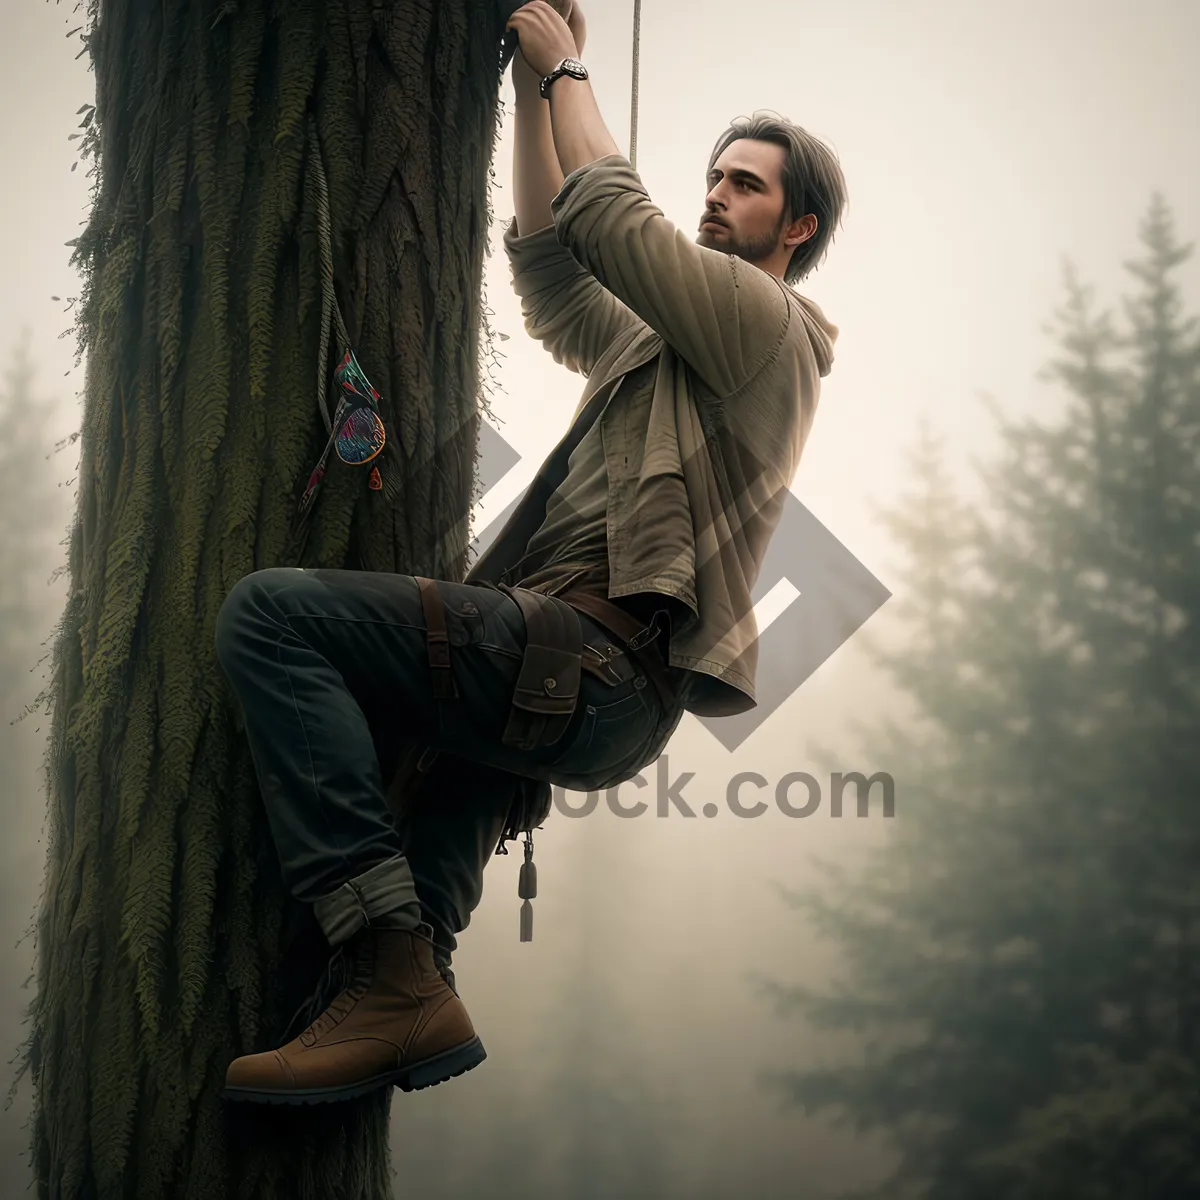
top-left (539, 58), bottom-right (588, 99)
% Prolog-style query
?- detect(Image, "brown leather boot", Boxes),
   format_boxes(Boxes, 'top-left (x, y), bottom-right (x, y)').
top-left (223, 923), bottom-right (485, 1105)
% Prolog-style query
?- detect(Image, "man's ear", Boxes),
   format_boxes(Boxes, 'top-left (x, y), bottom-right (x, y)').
top-left (785, 213), bottom-right (818, 249)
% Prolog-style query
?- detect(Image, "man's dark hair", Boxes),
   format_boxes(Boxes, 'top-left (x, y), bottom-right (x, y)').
top-left (708, 110), bottom-right (847, 286)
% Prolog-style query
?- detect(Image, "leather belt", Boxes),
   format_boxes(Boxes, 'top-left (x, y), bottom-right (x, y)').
top-left (557, 588), bottom-right (678, 715)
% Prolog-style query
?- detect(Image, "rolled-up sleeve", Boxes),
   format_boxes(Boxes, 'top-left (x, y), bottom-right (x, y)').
top-left (503, 217), bottom-right (643, 378)
top-left (550, 154), bottom-right (792, 398)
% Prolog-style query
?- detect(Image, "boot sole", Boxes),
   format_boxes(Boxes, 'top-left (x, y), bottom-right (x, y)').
top-left (222, 1035), bottom-right (487, 1106)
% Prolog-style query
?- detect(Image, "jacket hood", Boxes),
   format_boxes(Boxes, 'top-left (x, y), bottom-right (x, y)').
top-left (788, 291), bottom-right (838, 378)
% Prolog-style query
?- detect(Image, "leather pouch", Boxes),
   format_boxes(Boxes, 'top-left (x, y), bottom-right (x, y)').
top-left (495, 582), bottom-right (584, 752)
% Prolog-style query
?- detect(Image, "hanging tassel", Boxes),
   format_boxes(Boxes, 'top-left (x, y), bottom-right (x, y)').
top-left (292, 118), bottom-right (388, 560)
top-left (518, 829), bottom-right (537, 942)
top-left (290, 345), bottom-right (387, 560)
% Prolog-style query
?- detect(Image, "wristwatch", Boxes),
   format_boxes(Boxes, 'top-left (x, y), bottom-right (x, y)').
top-left (539, 57), bottom-right (589, 99)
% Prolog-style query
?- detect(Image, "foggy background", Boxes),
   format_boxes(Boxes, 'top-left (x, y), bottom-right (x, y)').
top-left (1, 0), bottom-right (1198, 1196)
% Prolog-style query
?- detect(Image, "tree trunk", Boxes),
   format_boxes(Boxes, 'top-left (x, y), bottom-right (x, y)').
top-left (16, 0), bottom-right (532, 1195)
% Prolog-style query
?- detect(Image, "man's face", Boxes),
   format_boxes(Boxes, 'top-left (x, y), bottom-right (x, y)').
top-left (697, 138), bottom-right (791, 265)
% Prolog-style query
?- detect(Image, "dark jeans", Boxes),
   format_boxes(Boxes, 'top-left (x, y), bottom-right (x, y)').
top-left (213, 567), bottom-right (684, 967)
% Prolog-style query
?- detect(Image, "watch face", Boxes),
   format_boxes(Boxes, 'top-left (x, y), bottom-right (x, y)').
top-left (540, 58), bottom-right (588, 97)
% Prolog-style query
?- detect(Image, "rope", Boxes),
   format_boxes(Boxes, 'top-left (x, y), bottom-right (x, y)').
top-left (629, 0), bottom-right (641, 169)
top-left (308, 115), bottom-right (337, 437)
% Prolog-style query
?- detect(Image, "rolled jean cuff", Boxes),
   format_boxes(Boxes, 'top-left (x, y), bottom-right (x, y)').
top-left (311, 853), bottom-right (423, 946)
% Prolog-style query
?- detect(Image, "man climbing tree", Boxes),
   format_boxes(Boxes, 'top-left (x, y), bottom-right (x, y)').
top-left (21, 0), bottom-right (845, 1193)
top-left (215, 0), bottom-right (846, 1109)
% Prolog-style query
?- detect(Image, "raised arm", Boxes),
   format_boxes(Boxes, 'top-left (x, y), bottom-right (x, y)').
top-left (511, 22), bottom-right (565, 236)
top-left (548, 148), bottom-right (792, 399)
top-left (508, 1), bottom-right (794, 399)
top-left (508, 1), bottom-right (642, 376)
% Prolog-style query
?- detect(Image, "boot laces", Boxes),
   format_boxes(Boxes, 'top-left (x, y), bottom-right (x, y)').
top-left (280, 936), bottom-right (368, 1044)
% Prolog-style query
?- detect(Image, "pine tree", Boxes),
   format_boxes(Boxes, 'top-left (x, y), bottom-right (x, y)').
top-left (12, 3), bottom-right (541, 1196)
top-left (763, 197), bottom-right (1200, 1199)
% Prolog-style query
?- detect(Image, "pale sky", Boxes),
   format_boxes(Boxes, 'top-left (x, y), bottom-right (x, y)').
top-left (5, 0), bottom-right (1199, 666)
top-left (1, 1), bottom-right (1198, 1192)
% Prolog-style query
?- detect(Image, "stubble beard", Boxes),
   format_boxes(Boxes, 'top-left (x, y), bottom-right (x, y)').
top-left (698, 211), bottom-right (787, 269)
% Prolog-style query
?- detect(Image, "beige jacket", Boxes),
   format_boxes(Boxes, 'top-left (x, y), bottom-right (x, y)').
top-left (464, 154), bottom-right (838, 717)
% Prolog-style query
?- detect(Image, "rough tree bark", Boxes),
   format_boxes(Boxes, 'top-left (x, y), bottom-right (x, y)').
top-left (14, 0), bottom-right (547, 1195)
